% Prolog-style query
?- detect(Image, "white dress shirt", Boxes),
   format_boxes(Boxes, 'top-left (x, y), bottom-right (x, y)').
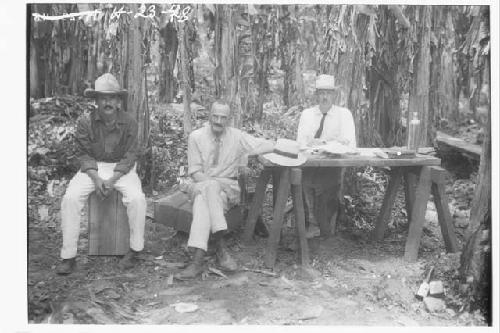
top-left (297, 104), bottom-right (356, 148)
top-left (188, 125), bottom-right (268, 178)
top-left (187, 124), bottom-right (269, 209)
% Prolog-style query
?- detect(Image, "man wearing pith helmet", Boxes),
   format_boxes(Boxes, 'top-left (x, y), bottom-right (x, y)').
top-left (297, 74), bottom-right (356, 238)
top-left (56, 73), bottom-right (147, 275)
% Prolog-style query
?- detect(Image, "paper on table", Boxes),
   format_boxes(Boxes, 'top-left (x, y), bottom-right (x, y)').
top-left (315, 142), bottom-right (357, 155)
top-left (356, 148), bottom-right (388, 158)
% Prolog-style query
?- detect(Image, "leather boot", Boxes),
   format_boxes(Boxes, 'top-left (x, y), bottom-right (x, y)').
top-left (56, 258), bottom-right (76, 275)
top-left (118, 249), bottom-right (141, 270)
top-left (214, 233), bottom-right (238, 271)
top-left (216, 246), bottom-right (238, 271)
top-left (254, 216), bottom-right (269, 238)
top-left (175, 248), bottom-right (205, 280)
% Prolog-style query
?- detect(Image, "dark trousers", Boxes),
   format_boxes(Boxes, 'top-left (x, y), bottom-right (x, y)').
top-left (302, 168), bottom-right (343, 237)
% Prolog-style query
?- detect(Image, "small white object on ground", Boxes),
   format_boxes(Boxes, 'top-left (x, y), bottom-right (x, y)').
top-left (429, 280), bottom-right (445, 296)
top-left (423, 297), bottom-right (446, 313)
top-left (173, 302), bottom-right (199, 313)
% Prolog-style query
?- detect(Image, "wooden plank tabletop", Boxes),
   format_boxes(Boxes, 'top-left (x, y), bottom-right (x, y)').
top-left (436, 131), bottom-right (481, 161)
top-left (258, 153), bottom-right (441, 168)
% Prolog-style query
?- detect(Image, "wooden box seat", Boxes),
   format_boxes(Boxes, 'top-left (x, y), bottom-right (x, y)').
top-left (153, 190), bottom-right (243, 233)
top-left (88, 190), bottom-right (129, 255)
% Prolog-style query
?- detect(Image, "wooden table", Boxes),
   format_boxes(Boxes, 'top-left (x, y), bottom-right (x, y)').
top-left (243, 153), bottom-right (458, 268)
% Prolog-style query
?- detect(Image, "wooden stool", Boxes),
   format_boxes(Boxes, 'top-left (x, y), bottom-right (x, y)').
top-left (88, 190), bottom-right (129, 255)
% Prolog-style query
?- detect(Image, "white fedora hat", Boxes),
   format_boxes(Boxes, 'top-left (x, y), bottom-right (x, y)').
top-left (263, 139), bottom-right (307, 167)
top-left (315, 74), bottom-right (341, 90)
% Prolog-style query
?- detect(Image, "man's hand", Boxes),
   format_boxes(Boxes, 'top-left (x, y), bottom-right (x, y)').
top-left (102, 172), bottom-right (123, 196)
top-left (335, 138), bottom-right (350, 146)
top-left (93, 177), bottom-right (108, 200)
top-left (102, 179), bottom-right (115, 194)
top-left (192, 171), bottom-right (211, 183)
top-left (86, 169), bottom-right (114, 200)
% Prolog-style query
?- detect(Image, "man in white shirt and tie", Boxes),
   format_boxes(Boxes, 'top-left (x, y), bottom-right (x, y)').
top-left (297, 74), bottom-right (356, 238)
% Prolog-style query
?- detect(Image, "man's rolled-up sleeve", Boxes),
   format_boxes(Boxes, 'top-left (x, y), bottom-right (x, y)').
top-left (296, 110), bottom-right (312, 147)
top-left (239, 131), bottom-right (269, 155)
top-left (341, 109), bottom-right (357, 148)
top-left (187, 133), bottom-right (203, 176)
top-left (114, 120), bottom-right (139, 174)
top-left (75, 116), bottom-right (98, 172)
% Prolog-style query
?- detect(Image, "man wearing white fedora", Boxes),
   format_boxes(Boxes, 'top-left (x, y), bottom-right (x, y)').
top-left (56, 73), bottom-right (147, 275)
top-left (176, 100), bottom-right (275, 279)
top-left (297, 74), bottom-right (356, 238)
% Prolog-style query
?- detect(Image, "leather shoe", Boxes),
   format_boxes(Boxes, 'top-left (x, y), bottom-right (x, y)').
top-left (174, 263), bottom-right (205, 280)
top-left (254, 217), bottom-right (269, 238)
top-left (119, 250), bottom-right (141, 269)
top-left (216, 247), bottom-right (238, 271)
top-left (56, 258), bottom-right (76, 275)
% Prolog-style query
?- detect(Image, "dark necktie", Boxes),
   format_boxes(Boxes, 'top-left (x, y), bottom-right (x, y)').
top-left (212, 137), bottom-right (221, 166)
top-left (314, 113), bottom-right (328, 139)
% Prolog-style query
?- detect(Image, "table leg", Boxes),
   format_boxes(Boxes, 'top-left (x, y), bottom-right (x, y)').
top-left (330, 168), bottom-right (346, 237)
top-left (431, 179), bottom-right (459, 253)
top-left (290, 168), bottom-right (310, 267)
top-left (404, 166), bottom-right (432, 261)
top-left (265, 168), bottom-right (291, 268)
top-left (404, 170), bottom-right (418, 222)
top-left (242, 169), bottom-right (272, 244)
top-left (372, 167), bottom-right (403, 241)
top-left (272, 169), bottom-right (280, 208)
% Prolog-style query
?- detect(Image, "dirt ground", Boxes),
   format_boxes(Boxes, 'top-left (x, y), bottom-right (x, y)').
top-left (27, 165), bottom-right (486, 326)
top-left (26, 31), bottom-right (487, 326)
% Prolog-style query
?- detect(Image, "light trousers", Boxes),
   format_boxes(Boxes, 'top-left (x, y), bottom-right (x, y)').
top-left (60, 162), bottom-right (146, 259)
top-left (187, 179), bottom-right (239, 251)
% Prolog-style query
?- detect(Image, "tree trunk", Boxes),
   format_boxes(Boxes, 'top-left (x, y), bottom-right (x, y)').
top-left (159, 22), bottom-right (178, 103)
top-left (251, 6), bottom-right (274, 122)
top-left (429, 7), bottom-right (443, 135)
top-left (368, 5), bottom-right (404, 147)
top-left (86, 25), bottom-right (97, 86)
top-left (124, 5), bottom-right (148, 148)
top-left (214, 5), bottom-right (240, 126)
top-left (459, 92), bottom-right (491, 321)
top-left (29, 37), bottom-right (39, 98)
top-left (465, 6), bottom-right (489, 122)
top-left (279, 4), bottom-right (305, 108)
top-left (68, 22), bottom-right (84, 95)
top-left (442, 9), bottom-right (460, 125)
top-left (278, 5), bottom-right (291, 107)
top-left (323, 5), bottom-right (370, 146)
top-left (430, 7), bottom-right (459, 130)
top-left (459, 7), bottom-right (490, 322)
top-left (179, 21), bottom-right (192, 136)
top-left (28, 4), bottom-right (39, 98)
top-left (293, 5), bottom-right (305, 106)
top-left (408, 6), bottom-right (432, 148)
top-left (453, 6), bottom-right (471, 99)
